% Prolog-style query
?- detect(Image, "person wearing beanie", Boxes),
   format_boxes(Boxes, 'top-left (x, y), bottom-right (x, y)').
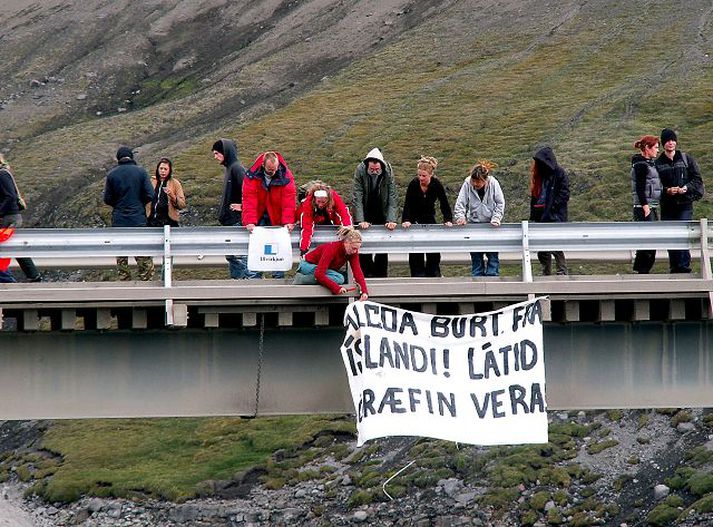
top-left (103, 146), bottom-right (155, 281)
top-left (351, 147), bottom-right (399, 278)
top-left (655, 129), bottom-right (705, 273)
top-left (212, 138), bottom-right (256, 279)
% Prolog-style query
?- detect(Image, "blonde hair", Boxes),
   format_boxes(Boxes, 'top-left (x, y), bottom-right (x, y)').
top-left (0, 153), bottom-right (7, 169)
top-left (337, 226), bottom-right (362, 243)
top-left (308, 181), bottom-right (335, 211)
top-left (469, 159), bottom-right (497, 181)
top-left (417, 155), bottom-right (438, 174)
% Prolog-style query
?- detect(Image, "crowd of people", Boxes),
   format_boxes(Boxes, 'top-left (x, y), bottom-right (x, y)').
top-left (0, 127), bottom-right (705, 295)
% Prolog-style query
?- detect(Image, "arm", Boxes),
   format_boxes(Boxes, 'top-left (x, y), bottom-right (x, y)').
top-left (682, 154), bottom-right (705, 202)
top-left (0, 172), bottom-right (17, 212)
top-left (547, 170), bottom-right (569, 221)
top-left (241, 177), bottom-right (258, 226)
top-left (348, 252), bottom-right (369, 296)
top-left (401, 180), bottom-right (415, 223)
top-left (385, 165), bottom-right (399, 223)
top-left (281, 179), bottom-right (297, 226)
top-left (352, 166), bottom-right (365, 223)
top-left (453, 181), bottom-right (469, 224)
top-left (437, 179), bottom-right (453, 223)
top-left (332, 191), bottom-right (352, 226)
top-left (490, 179), bottom-right (505, 225)
top-left (313, 244), bottom-right (342, 294)
top-left (141, 173), bottom-right (154, 205)
top-left (633, 162), bottom-right (649, 206)
top-left (102, 175), bottom-right (115, 207)
top-left (172, 180), bottom-right (187, 210)
top-left (299, 200), bottom-right (315, 254)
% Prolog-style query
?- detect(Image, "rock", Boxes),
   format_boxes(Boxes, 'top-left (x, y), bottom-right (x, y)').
top-left (341, 474), bottom-right (353, 486)
top-left (353, 510), bottom-right (368, 522)
top-left (454, 491), bottom-right (476, 505)
top-left (653, 484), bottom-right (670, 500)
top-left (87, 497), bottom-right (104, 512)
top-left (438, 478), bottom-right (463, 497)
top-left (677, 422), bottom-right (695, 433)
top-left (76, 94), bottom-right (87, 100)
top-left (544, 500), bottom-right (556, 511)
top-left (29, 79), bottom-right (43, 87)
top-left (294, 488), bottom-right (307, 498)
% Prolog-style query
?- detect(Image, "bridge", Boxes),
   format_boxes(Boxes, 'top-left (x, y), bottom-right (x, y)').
top-left (0, 221), bottom-right (711, 419)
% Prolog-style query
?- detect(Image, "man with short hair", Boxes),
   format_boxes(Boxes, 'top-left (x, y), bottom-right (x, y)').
top-left (213, 138), bottom-right (256, 279)
top-left (655, 128), bottom-right (705, 273)
top-left (242, 151), bottom-right (297, 279)
top-left (103, 146), bottom-right (155, 281)
top-left (352, 147), bottom-right (398, 277)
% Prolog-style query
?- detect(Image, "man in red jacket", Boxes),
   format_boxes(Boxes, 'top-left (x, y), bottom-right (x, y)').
top-left (242, 151), bottom-right (297, 278)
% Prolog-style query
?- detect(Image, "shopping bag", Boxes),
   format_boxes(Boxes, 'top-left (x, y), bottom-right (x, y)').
top-left (247, 226), bottom-right (293, 272)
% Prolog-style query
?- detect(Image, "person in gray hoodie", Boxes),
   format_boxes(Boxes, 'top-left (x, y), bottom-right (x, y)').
top-left (351, 147), bottom-right (398, 277)
top-left (454, 160), bottom-right (505, 276)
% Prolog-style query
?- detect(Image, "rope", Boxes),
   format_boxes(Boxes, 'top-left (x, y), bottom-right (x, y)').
top-left (253, 313), bottom-right (265, 417)
top-left (382, 460), bottom-right (415, 500)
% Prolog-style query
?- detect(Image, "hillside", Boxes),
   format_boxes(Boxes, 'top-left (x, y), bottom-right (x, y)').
top-left (2, 0), bottom-right (712, 229)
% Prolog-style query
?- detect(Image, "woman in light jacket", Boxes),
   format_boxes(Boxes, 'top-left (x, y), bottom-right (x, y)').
top-left (148, 157), bottom-right (187, 227)
top-left (454, 160), bottom-right (505, 276)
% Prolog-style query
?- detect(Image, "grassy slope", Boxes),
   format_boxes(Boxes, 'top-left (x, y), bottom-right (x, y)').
top-left (6, 0), bottom-right (713, 503)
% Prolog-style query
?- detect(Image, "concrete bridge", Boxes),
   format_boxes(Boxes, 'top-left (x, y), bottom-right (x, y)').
top-left (0, 221), bottom-right (711, 419)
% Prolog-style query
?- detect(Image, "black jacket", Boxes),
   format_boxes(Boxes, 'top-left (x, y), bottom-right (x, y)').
top-left (401, 176), bottom-right (452, 224)
top-left (655, 150), bottom-right (704, 212)
top-left (217, 139), bottom-right (247, 226)
top-left (103, 159), bottom-right (154, 227)
top-left (0, 169), bottom-right (20, 216)
top-left (530, 147), bottom-right (569, 223)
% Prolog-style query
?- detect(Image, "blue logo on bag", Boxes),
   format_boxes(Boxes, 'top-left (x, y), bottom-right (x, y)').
top-left (264, 244), bottom-right (277, 255)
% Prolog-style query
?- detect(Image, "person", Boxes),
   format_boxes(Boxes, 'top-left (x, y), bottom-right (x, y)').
top-left (0, 227), bottom-right (16, 283)
top-left (213, 138), bottom-right (257, 279)
top-left (293, 227), bottom-right (369, 301)
top-left (0, 153), bottom-right (42, 282)
top-left (148, 157), bottom-right (187, 227)
top-left (454, 160), bottom-right (505, 276)
top-left (655, 128), bottom-right (705, 273)
top-left (296, 181), bottom-right (352, 256)
top-left (351, 147), bottom-right (398, 278)
top-left (103, 146), bottom-right (155, 281)
top-left (401, 155), bottom-right (453, 277)
top-left (242, 151), bottom-right (297, 279)
top-left (631, 135), bottom-right (662, 274)
top-left (529, 147), bottom-right (570, 276)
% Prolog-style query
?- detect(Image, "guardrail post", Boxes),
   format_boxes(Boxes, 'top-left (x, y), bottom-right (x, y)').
top-left (521, 221), bottom-right (533, 283)
top-left (700, 219), bottom-right (713, 317)
top-left (164, 225), bottom-right (174, 326)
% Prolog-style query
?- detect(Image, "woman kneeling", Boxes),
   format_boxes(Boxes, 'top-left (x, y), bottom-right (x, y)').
top-left (293, 227), bottom-right (369, 301)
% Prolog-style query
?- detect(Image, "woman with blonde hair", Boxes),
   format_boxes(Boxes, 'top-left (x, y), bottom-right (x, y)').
top-left (454, 159), bottom-right (505, 276)
top-left (295, 180), bottom-right (352, 255)
top-left (401, 155), bottom-right (453, 277)
top-left (293, 227), bottom-right (368, 300)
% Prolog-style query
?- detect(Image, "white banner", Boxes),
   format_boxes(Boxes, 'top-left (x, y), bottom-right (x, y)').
top-left (340, 299), bottom-right (548, 446)
top-left (247, 226), bottom-right (293, 271)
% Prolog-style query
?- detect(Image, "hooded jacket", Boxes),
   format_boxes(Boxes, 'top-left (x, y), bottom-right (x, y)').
top-left (352, 148), bottom-right (398, 223)
top-left (103, 153), bottom-right (154, 227)
top-left (242, 152), bottom-right (297, 226)
top-left (297, 188), bottom-right (352, 253)
top-left (529, 147), bottom-right (569, 223)
top-left (453, 175), bottom-right (505, 224)
top-left (217, 139), bottom-right (248, 226)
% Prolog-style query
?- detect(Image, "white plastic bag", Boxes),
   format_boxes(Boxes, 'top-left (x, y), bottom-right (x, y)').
top-left (247, 226), bottom-right (293, 271)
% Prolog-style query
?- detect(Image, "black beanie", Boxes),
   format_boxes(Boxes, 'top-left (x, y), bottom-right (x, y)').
top-left (660, 128), bottom-right (677, 145)
top-left (116, 146), bottom-right (134, 161)
top-left (212, 140), bottom-right (224, 155)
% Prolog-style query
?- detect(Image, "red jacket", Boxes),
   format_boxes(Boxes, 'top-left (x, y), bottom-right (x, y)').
top-left (242, 152), bottom-right (297, 226)
top-left (0, 227), bottom-right (14, 272)
top-left (297, 189), bottom-right (352, 253)
top-left (305, 240), bottom-right (368, 295)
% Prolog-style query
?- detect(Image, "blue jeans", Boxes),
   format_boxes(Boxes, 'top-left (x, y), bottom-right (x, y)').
top-left (226, 255), bottom-right (259, 279)
top-left (0, 270), bottom-right (16, 283)
top-left (294, 261), bottom-right (345, 285)
top-left (470, 252), bottom-right (499, 276)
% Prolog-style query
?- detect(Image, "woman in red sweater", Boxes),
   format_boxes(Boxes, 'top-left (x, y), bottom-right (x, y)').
top-left (293, 227), bottom-right (369, 301)
top-left (296, 181), bottom-right (352, 255)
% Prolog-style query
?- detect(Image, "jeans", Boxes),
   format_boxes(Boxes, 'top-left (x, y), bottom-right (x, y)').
top-left (409, 253), bottom-right (442, 277)
top-left (293, 261), bottom-right (345, 285)
top-left (662, 207), bottom-right (693, 273)
top-left (226, 255), bottom-right (259, 279)
top-left (632, 207), bottom-right (658, 274)
top-left (470, 252), bottom-right (499, 276)
top-left (0, 270), bottom-right (16, 283)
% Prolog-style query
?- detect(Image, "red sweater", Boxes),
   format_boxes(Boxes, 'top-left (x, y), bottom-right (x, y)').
top-left (297, 189), bottom-right (352, 253)
top-left (304, 241), bottom-right (368, 295)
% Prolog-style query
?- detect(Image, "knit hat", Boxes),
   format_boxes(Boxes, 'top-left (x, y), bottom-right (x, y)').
top-left (212, 140), bottom-right (224, 155)
top-left (660, 128), bottom-right (677, 145)
top-left (116, 146), bottom-right (134, 161)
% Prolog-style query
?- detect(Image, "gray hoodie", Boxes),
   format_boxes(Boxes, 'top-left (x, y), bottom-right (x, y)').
top-left (453, 175), bottom-right (505, 224)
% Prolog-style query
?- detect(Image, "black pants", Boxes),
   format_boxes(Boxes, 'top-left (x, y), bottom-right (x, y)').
top-left (632, 207), bottom-right (658, 274)
top-left (359, 253), bottom-right (388, 278)
top-left (409, 253), bottom-right (441, 277)
top-left (661, 207), bottom-right (693, 273)
top-left (538, 251), bottom-right (567, 276)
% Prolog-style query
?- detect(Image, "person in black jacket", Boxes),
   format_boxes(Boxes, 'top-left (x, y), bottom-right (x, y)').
top-left (103, 146), bottom-right (155, 281)
top-left (655, 128), bottom-right (705, 273)
top-left (529, 147), bottom-right (570, 276)
top-left (0, 153), bottom-right (41, 282)
top-left (213, 138), bottom-right (257, 279)
top-left (401, 156), bottom-right (452, 277)
top-left (631, 135), bottom-right (661, 274)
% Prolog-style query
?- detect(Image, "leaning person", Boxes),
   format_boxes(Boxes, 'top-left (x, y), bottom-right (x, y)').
top-left (630, 135), bottom-right (661, 274)
top-left (401, 155), bottom-right (453, 277)
top-left (293, 227), bottom-right (369, 301)
top-left (454, 159), bottom-right (505, 277)
top-left (297, 181), bottom-right (352, 256)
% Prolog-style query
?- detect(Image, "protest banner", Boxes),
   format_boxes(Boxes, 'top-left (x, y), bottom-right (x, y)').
top-left (340, 298), bottom-right (547, 446)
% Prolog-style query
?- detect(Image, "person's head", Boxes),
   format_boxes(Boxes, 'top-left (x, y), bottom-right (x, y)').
top-left (116, 146), bottom-right (134, 163)
top-left (212, 139), bottom-right (225, 165)
top-left (263, 151), bottom-right (279, 176)
top-left (155, 157), bottom-right (173, 181)
top-left (469, 159), bottom-right (495, 190)
top-left (339, 227), bottom-right (363, 255)
top-left (309, 182), bottom-right (333, 210)
top-left (633, 135), bottom-right (659, 159)
top-left (660, 128), bottom-right (678, 154)
top-left (417, 155), bottom-right (438, 185)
